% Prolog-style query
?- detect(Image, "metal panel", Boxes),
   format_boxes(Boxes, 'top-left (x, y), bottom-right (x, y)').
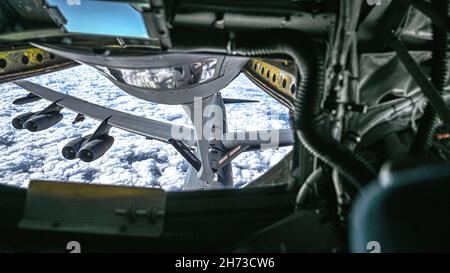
top-left (20, 180), bottom-right (166, 237)
top-left (0, 47), bottom-right (75, 84)
top-left (243, 58), bottom-right (296, 110)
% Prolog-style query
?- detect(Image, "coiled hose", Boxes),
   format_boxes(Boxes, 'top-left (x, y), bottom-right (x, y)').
top-left (410, 0), bottom-right (449, 155)
top-left (231, 30), bottom-right (377, 189)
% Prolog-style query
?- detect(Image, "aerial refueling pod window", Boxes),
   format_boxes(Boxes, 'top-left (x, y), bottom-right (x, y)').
top-left (95, 58), bottom-right (219, 90)
top-left (45, 0), bottom-right (150, 39)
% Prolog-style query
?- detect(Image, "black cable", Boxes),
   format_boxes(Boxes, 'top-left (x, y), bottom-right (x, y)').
top-left (410, 0), bottom-right (449, 155)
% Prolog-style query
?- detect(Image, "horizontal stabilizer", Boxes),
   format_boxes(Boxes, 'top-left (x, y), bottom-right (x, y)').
top-left (222, 98), bottom-right (259, 104)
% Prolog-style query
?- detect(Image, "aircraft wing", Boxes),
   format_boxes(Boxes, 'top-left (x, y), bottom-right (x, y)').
top-left (13, 80), bottom-right (294, 179)
top-left (14, 80), bottom-right (196, 145)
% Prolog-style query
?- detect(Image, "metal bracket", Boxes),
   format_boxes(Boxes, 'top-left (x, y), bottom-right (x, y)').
top-left (344, 103), bottom-right (368, 113)
top-left (142, 0), bottom-right (172, 50)
top-left (87, 118), bottom-right (112, 142)
top-left (20, 180), bottom-right (166, 237)
top-left (324, 98), bottom-right (368, 114)
top-left (36, 100), bottom-right (63, 115)
top-left (376, 1), bottom-right (411, 49)
top-left (42, 1), bottom-right (68, 32)
top-left (409, 0), bottom-right (449, 31)
top-left (114, 207), bottom-right (164, 225)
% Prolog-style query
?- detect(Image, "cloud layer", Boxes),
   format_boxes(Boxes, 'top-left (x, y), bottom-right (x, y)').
top-left (0, 65), bottom-right (291, 190)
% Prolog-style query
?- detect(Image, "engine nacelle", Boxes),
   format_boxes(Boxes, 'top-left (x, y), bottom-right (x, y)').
top-left (78, 135), bottom-right (115, 162)
top-left (62, 134), bottom-right (92, 160)
top-left (12, 112), bottom-right (36, 129)
top-left (23, 111), bottom-right (63, 132)
top-left (13, 93), bottom-right (41, 105)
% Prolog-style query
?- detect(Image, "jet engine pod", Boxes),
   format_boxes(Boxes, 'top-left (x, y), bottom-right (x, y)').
top-left (78, 135), bottom-right (115, 162)
top-left (23, 111), bottom-right (63, 132)
top-left (13, 93), bottom-right (41, 105)
top-left (62, 134), bottom-right (92, 160)
top-left (12, 112), bottom-right (36, 129)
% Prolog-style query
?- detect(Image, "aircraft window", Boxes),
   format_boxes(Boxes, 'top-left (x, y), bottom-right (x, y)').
top-left (95, 58), bottom-right (218, 90)
top-left (0, 59), bottom-right (6, 69)
top-left (46, 0), bottom-right (149, 39)
top-left (291, 84), bottom-right (296, 94)
top-left (192, 58), bottom-right (218, 83)
top-left (21, 56), bottom-right (29, 65)
top-left (36, 54), bottom-right (44, 63)
top-left (0, 65), bottom-right (291, 191)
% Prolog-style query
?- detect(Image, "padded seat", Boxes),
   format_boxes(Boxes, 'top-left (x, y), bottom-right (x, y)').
top-left (350, 163), bottom-right (450, 252)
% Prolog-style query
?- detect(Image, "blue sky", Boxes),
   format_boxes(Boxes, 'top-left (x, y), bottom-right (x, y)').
top-left (46, 0), bottom-right (149, 38)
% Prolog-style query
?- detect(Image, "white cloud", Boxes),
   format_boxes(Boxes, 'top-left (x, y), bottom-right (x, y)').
top-left (0, 65), bottom-right (291, 190)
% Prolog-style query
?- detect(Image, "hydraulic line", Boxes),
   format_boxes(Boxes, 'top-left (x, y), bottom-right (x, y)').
top-left (295, 168), bottom-right (323, 210)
